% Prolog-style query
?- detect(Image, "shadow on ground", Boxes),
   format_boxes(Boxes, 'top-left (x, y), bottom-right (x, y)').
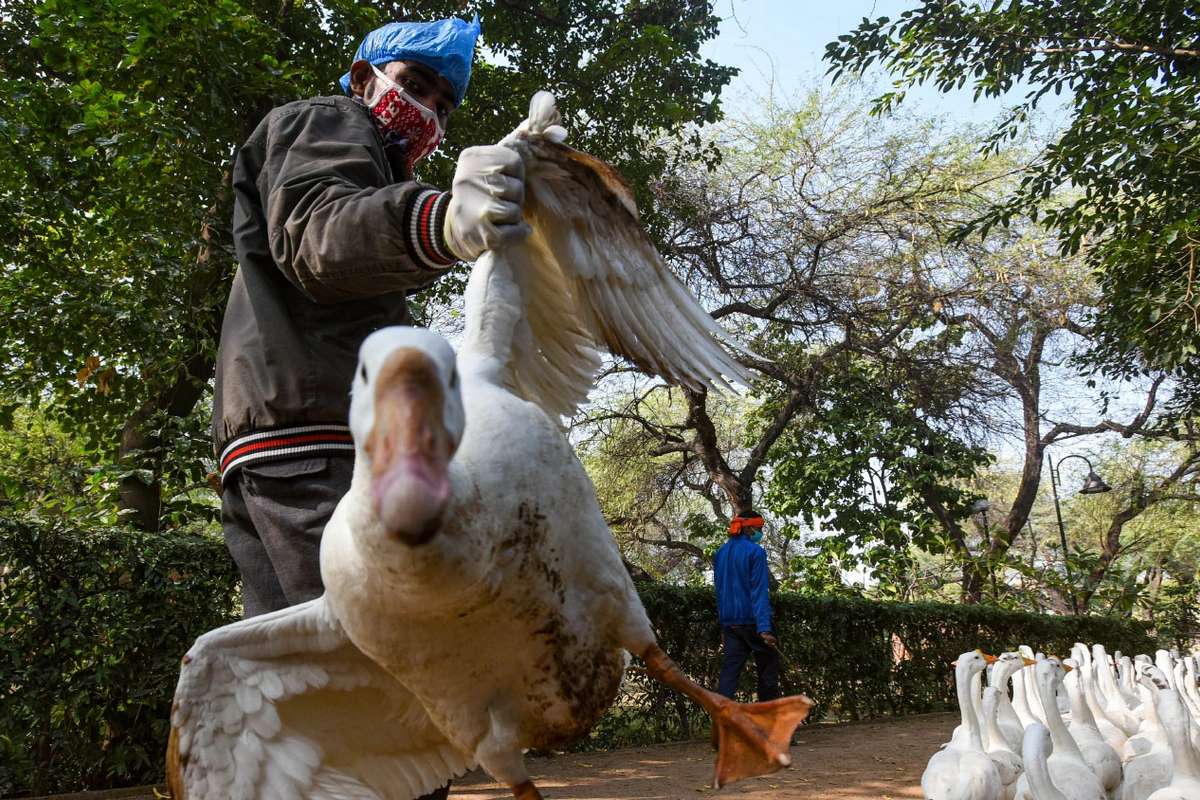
top-left (450, 713), bottom-right (955, 799)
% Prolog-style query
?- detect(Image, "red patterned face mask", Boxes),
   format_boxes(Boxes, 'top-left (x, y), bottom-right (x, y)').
top-left (364, 64), bottom-right (445, 166)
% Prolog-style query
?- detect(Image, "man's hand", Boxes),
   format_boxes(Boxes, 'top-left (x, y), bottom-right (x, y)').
top-left (443, 145), bottom-right (531, 262)
top-left (760, 631), bottom-right (778, 648)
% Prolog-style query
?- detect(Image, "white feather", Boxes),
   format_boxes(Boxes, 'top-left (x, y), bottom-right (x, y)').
top-left (168, 598), bottom-right (472, 799)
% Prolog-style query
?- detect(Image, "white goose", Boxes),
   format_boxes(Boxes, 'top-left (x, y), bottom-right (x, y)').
top-left (1012, 659), bottom-right (1105, 800)
top-left (1014, 657), bottom-right (1045, 730)
top-left (1170, 657), bottom-right (1200, 734)
top-left (921, 650), bottom-right (1003, 800)
top-left (955, 664), bottom-right (993, 749)
top-left (978, 667), bottom-right (993, 749)
top-left (1156, 651), bottom-right (1179, 691)
top-left (1119, 654), bottom-right (1138, 697)
top-left (1093, 644), bottom-right (1140, 730)
top-left (1143, 660), bottom-right (1200, 762)
top-left (984, 685), bottom-right (1025, 800)
top-left (1060, 657), bottom-right (1121, 795)
top-left (1181, 655), bottom-right (1200, 718)
top-left (993, 651), bottom-right (1038, 751)
top-left (1120, 668), bottom-right (1174, 800)
top-left (167, 92), bottom-right (813, 800)
top-left (1145, 688), bottom-right (1200, 800)
top-left (1023, 723), bottom-right (1069, 800)
top-left (1074, 644), bottom-right (1132, 751)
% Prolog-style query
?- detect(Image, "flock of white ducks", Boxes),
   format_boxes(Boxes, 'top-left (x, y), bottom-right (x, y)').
top-left (923, 645), bottom-right (1200, 800)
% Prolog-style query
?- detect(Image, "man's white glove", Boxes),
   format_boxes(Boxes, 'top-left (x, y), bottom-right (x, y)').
top-left (443, 145), bottom-right (531, 262)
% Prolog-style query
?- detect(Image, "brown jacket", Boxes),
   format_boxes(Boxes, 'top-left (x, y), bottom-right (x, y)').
top-left (212, 95), bottom-right (456, 479)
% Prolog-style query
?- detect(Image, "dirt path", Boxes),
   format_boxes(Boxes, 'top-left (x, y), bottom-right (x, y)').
top-left (35, 714), bottom-right (955, 800)
top-left (450, 713), bottom-right (956, 799)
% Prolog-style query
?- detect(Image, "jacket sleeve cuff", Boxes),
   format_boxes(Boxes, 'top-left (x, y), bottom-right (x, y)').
top-left (403, 189), bottom-right (458, 269)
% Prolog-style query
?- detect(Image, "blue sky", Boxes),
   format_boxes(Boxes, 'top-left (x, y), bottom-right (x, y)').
top-left (700, 0), bottom-right (1015, 125)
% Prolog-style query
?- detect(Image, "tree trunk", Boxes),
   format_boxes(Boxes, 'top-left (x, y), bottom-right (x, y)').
top-left (117, 350), bottom-right (216, 529)
top-left (1141, 557), bottom-right (1165, 621)
top-left (116, 203), bottom-right (231, 530)
top-left (961, 563), bottom-right (985, 605)
top-left (682, 386), bottom-right (753, 511)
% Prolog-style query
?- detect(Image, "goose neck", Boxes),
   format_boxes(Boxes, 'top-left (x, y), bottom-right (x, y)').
top-left (1161, 691), bottom-right (1200, 780)
top-left (955, 660), bottom-right (983, 746)
top-left (1025, 737), bottom-right (1069, 800)
top-left (1037, 670), bottom-right (1083, 759)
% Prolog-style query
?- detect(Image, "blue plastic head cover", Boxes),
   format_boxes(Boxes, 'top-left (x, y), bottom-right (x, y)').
top-left (339, 15), bottom-right (482, 106)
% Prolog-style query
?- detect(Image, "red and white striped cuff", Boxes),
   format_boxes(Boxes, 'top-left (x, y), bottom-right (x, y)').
top-left (404, 189), bottom-right (457, 269)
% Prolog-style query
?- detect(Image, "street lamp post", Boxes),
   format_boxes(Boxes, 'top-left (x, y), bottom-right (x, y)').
top-left (1047, 453), bottom-right (1112, 615)
top-left (971, 499), bottom-right (997, 601)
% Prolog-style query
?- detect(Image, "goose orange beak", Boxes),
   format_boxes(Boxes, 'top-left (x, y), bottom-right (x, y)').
top-left (366, 347), bottom-right (454, 545)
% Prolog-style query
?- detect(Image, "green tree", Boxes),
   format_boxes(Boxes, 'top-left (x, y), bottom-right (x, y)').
top-left (578, 387), bottom-right (736, 582)
top-left (825, 0), bottom-right (1200, 415)
top-left (763, 355), bottom-right (993, 600)
top-left (0, 405), bottom-right (115, 524)
top-left (0, 0), bottom-right (735, 530)
top-left (575, 83), bottom-right (1012, 583)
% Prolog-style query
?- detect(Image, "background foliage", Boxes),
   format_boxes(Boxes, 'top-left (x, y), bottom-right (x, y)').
top-left (0, 520), bottom-right (239, 798)
top-left (824, 0), bottom-right (1200, 416)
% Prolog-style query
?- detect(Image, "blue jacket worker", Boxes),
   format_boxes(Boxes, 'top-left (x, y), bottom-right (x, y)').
top-left (713, 512), bottom-right (781, 701)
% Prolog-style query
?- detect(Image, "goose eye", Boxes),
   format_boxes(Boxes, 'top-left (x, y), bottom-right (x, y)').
top-left (448, 367), bottom-right (458, 389)
top-left (360, 364), bottom-right (368, 382)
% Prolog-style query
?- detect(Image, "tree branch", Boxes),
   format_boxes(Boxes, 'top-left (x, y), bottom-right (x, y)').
top-left (1027, 42), bottom-right (1200, 59)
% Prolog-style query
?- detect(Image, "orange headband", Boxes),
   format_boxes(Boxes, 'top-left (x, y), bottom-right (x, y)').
top-left (728, 516), bottom-right (765, 535)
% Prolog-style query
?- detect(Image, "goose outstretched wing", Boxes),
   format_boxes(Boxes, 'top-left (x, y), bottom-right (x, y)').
top-left (168, 598), bottom-right (473, 800)
top-left (478, 91), bottom-right (756, 420)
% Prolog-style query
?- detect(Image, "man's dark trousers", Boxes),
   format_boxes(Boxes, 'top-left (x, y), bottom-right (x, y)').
top-left (716, 625), bottom-right (781, 701)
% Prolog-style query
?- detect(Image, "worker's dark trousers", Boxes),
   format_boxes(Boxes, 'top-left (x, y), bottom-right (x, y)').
top-left (716, 625), bottom-right (781, 701)
top-left (221, 455), bottom-right (355, 618)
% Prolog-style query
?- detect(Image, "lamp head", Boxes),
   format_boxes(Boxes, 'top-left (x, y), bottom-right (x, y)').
top-left (1079, 471), bottom-right (1113, 495)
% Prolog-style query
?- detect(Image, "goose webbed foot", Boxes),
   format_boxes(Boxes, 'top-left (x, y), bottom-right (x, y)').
top-left (639, 643), bottom-right (813, 789)
top-left (709, 695), bottom-right (813, 787)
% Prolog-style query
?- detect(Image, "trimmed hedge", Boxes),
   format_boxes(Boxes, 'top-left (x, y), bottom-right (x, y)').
top-left (0, 520), bottom-right (1159, 794)
top-left (0, 520), bottom-right (240, 797)
top-left (581, 586), bottom-right (1158, 750)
